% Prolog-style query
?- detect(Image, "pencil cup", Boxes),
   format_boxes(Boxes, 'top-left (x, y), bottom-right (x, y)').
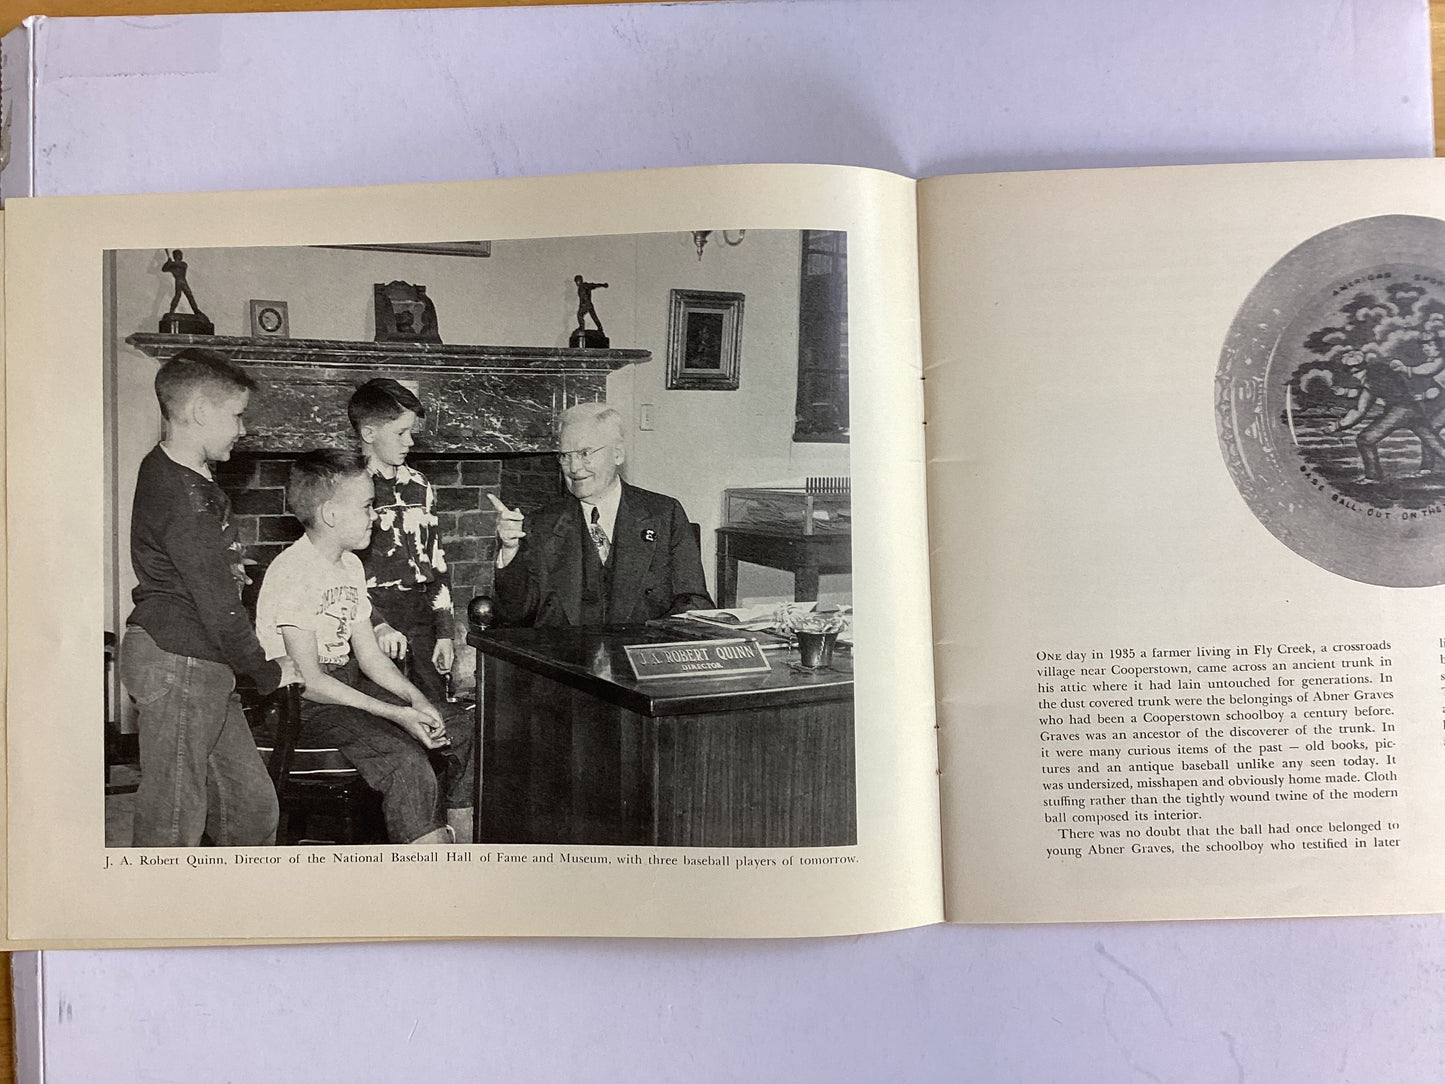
top-left (795, 630), bottom-right (838, 669)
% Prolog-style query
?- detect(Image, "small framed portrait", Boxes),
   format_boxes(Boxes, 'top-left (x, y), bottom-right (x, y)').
top-left (248, 299), bottom-right (290, 338)
top-left (666, 289), bottom-right (743, 390)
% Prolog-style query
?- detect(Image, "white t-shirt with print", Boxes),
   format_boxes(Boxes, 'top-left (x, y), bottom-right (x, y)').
top-left (255, 535), bottom-right (371, 666)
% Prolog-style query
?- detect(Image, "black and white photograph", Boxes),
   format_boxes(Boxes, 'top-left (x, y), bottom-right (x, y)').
top-left (102, 228), bottom-right (857, 851)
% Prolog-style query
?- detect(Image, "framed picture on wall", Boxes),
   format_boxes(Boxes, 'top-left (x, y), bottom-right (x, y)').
top-left (666, 288), bottom-right (744, 390)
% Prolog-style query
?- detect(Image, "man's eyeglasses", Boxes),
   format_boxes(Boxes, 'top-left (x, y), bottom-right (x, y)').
top-left (556, 444), bottom-right (612, 467)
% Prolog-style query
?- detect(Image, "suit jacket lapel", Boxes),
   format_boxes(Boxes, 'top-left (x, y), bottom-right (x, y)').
top-left (609, 485), bottom-right (657, 622)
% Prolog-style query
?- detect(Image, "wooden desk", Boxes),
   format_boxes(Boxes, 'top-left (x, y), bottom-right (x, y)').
top-left (468, 624), bottom-right (856, 847)
top-left (714, 526), bottom-right (852, 607)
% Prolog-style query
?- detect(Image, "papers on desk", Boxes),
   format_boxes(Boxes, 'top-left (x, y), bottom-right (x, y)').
top-left (669, 610), bottom-right (793, 649)
top-left (678, 603), bottom-right (854, 648)
top-left (679, 605), bottom-right (781, 631)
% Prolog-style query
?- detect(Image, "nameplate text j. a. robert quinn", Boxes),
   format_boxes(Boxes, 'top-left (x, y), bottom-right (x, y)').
top-left (624, 639), bottom-right (771, 680)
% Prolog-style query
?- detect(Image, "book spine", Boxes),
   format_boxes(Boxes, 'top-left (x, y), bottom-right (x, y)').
top-left (0, 17), bottom-right (36, 202)
top-left (12, 951), bottom-right (45, 1082)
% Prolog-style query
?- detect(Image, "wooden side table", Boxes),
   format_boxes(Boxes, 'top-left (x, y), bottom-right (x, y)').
top-left (715, 526), bottom-right (852, 606)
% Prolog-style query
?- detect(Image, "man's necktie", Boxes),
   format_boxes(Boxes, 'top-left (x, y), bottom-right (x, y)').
top-left (589, 505), bottom-right (611, 564)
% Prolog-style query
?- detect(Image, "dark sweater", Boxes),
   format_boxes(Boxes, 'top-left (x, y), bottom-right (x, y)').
top-left (126, 445), bottom-right (281, 694)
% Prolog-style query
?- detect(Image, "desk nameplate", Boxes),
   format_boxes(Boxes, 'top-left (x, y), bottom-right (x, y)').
top-left (624, 638), bottom-right (771, 680)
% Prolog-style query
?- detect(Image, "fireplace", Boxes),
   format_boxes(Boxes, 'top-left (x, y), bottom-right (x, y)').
top-left (126, 332), bottom-right (652, 691)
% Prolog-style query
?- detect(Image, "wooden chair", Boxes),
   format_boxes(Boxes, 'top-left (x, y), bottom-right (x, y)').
top-left (247, 683), bottom-right (386, 846)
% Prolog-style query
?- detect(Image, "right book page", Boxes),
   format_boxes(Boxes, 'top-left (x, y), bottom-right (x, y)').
top-left (920, 159), bottom-right (1445, 924)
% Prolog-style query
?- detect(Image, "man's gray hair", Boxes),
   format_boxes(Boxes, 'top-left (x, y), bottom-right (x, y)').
top-left (558, 401), bottom-right (625, 443)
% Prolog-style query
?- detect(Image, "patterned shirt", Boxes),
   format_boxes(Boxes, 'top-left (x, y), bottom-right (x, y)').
top-left (359, 463), bottom-right (453, 637)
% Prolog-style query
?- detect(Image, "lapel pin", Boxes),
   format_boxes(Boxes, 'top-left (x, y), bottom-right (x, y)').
top-left (643, 529), bottom-right (656, 542)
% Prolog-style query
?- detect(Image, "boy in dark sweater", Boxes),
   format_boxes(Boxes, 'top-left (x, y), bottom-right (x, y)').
top-left (120, 348), bottom-right (301, 847)
top-left (347, 379), bottom-right (454, 706)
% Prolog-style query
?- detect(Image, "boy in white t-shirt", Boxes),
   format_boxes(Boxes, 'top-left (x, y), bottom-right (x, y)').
top-left (255, 449), bottom-right (474, 844)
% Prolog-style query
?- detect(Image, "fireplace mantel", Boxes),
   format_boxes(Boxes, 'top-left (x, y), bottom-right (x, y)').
top-left (125, 333), bottom-right (650, 374)
top-left (124, 333), bottom-right (653, 454)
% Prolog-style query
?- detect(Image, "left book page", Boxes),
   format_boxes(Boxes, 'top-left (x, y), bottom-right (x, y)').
top-left (3, 164), bottom-right (941, 947)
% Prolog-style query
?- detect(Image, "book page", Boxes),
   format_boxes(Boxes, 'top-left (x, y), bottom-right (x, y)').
top-left (4, 164), bottom-right (941, 946)
top-left (922, 159), bottom-right (1445, 923)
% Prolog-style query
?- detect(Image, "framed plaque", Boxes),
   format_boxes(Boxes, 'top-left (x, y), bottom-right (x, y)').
top-left (248, 299), bottom-right (290, 338)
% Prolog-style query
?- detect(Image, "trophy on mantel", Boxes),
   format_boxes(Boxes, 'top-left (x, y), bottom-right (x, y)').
top-left (569, 274), bottom-right (609, 348)
top-left (158, 249), bottom-right (215, 335)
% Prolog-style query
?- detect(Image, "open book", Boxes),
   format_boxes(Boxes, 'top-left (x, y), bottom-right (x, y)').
top-left (7, 157), bottom-right (1445, 948)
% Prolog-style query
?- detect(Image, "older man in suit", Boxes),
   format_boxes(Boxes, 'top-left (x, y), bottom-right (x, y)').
top-left (488, 402), bottom-right (713, 626)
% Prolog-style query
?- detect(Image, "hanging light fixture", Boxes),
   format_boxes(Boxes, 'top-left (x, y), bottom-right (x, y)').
top-left (690, 229), bottom-right (747, 260)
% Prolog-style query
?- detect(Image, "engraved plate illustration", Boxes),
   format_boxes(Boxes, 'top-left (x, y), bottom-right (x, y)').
top-left (1218, 215), bottom-right (1445, 586)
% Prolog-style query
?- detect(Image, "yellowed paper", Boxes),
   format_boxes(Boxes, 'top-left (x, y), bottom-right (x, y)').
top-left (5, 165), bottom-right (941, 946)
top-left (923, 159), bottom-right (1445, 923)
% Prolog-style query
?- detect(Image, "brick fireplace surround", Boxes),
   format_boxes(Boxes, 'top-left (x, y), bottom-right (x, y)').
top-left (126, 332), bottom-right (652, 692)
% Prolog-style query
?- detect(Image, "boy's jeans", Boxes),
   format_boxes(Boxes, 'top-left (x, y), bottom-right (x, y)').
top-left (119, 626), bottom-right (279, 847)
top-left (296, 656), bottom-right (474, 844)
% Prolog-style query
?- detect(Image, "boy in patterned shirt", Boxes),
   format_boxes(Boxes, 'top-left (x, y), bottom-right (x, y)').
top-left (346, 379), bottom-right (454, 707)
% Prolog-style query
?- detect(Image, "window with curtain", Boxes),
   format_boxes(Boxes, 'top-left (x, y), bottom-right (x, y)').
top-left (793, 230), bottom-right (849, 442)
